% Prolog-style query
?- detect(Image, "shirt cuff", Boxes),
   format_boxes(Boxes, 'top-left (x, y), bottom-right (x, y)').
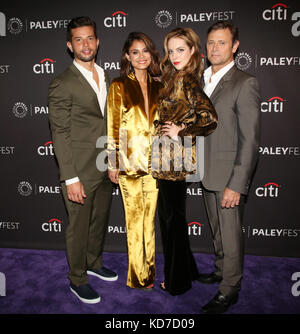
top-left (65, 177), bottom-right (80, 185)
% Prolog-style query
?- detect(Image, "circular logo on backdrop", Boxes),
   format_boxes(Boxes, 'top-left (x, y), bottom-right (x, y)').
top-left (12, 102), bottom-right (28, 118)
top-left (7, 17), bottom-right (23, 34)
top-left (155, 10), bottom-right (172, 28)
top-left (18, 181), bottom-right (33, 196)
top-left (235, 52), bottom-right (252, 71)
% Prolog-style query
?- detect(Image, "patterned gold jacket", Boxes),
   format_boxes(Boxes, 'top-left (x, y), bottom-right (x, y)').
top-left (107, 72), bottom-right (162, 177)
top-left (151, 73), bottom-right (218, 181)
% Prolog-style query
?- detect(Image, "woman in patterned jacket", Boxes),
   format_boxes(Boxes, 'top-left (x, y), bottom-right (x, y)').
top-left (152, 27), bottom-right (218, 295)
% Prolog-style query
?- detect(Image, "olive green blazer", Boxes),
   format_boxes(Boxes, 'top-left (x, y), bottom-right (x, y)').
top-left (48, 64), bottom-right (109, 183)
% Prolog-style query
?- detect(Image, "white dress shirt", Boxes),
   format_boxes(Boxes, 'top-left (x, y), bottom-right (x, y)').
top-left (73, 60), bottom-right (107, 116)
top-left (203, 60), bottom-right (235, 98)
top-left (66, 60), bottom-right (107, 186)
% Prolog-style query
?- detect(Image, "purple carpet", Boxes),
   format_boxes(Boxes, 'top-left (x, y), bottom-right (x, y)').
top-left (0, 248), bottom-right (299, 314)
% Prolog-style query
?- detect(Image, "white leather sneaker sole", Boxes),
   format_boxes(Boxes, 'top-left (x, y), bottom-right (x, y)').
top-left (87, 270), bottom-right (118, 281)
top-left (70, 286), bottom-right (101, 304)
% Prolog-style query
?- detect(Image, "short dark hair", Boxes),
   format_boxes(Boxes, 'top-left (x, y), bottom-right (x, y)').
top-left (67, 16), bottom-right (97, 42)
top-left (207, 20), bottom-right (239, 45)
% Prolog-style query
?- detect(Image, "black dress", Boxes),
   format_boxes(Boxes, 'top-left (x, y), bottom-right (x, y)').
top-left (152, 73), bottom-right (217, 295)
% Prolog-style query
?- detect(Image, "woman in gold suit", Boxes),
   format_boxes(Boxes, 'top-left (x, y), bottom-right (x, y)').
top-left (107, 32), bottom-right (162, 290)
top-left (152, 27), bottom-right (218, 295)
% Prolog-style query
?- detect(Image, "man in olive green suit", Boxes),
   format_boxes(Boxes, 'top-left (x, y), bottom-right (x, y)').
top-left (48, 17), bottom-right (117, 304)
top-left (199, 21), bottom-right (261, 313)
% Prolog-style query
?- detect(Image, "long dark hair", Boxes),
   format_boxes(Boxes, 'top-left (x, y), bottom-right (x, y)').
top-left (160, 27), bottom-right (203, 98)
top-left (120, 32), bottom-right (161, 78)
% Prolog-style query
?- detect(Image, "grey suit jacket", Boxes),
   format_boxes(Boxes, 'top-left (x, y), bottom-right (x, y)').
top-left (202, 65), bottom-right (261, 195)
top-left (48, 64), bottom-right (110, 183)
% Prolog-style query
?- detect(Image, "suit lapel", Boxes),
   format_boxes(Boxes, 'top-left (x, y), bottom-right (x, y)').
top-left (69, 64), bottom-right (103, 118)
top-left (209, 65), bottom-right (237, 103)
top-left (209, 80), bottom-right (223, 103)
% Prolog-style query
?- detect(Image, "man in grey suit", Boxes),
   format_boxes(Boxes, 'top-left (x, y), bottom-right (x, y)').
top-left (199, 21), bottom-right (260, 313)
top-left (48, 17), bottom-right (117, 304)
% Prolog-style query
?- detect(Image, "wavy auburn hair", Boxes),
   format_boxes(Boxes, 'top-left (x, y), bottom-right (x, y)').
top-left (160, 27), bottom-right (204, 98)
top-left (120, 32), bottom-right (161, 78)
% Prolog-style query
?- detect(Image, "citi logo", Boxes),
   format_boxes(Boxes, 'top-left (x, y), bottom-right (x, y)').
top-left (261, 96), bottom-right (285, 113)
top-left (42, 218), bottom-right (63, 232)
top-left (262, 3), bottom-right (288, 21)
top-left (188, 222), bottom-right (202, 236)
top-left (255, 182), bottom-right (280, 197)
top-left (104, 11), bottom-right (127, 28)
top-left (33, 58), bottom-right (55, 74)
top-left (37, 141), bottom-right (54, 156)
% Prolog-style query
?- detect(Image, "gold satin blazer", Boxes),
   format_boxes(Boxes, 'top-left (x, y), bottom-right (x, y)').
top-left (151, 73), bottom-right (218, 181)
top-left (107, 72), bottom-right (163, 177)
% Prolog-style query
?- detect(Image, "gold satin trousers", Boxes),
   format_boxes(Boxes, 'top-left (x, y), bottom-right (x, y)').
top-left (118, 174), bottom-right (158, 288)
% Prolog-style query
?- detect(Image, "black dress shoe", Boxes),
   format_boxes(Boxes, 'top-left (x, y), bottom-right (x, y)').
top-left (198, 272), bottom-right (222, 284)
top-left (201, 292), bottom-right (239, 314)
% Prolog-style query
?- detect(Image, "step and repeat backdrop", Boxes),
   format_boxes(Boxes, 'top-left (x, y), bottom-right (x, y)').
top-left (0, 0), bottom-right (299, 257)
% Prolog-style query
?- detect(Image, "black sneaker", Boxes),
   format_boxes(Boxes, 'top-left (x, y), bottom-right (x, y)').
top-left (87, 267), bottom-right (118, 281)
top-left (70, 283), bottom-right (100, 304)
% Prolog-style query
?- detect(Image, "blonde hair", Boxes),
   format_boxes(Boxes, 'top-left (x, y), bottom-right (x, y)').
top-left (160, 27), bottom-right (203, 98)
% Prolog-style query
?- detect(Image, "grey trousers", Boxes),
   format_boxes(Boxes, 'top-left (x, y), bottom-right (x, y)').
top-left (203, 187), bottom-right (245, 296)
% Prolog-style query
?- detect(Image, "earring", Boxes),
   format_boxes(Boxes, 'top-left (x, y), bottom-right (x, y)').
top-left (129, 62), bottom-right (134, 72)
